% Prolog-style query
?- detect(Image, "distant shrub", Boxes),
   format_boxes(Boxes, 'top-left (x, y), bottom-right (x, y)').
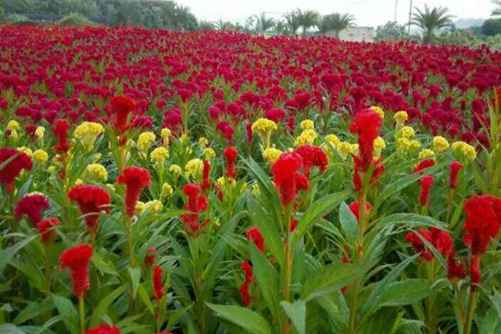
top-left (57, 13), bottom-right (95, 26)
top-left (5, 14), bottom-right (32, 24)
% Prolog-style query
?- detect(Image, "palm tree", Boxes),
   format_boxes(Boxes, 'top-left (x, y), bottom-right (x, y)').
top-left (412, 5), bottom-right (453, 44)
top-left (254, 12), bottom-right (275, 34)
top-left (284, 9), bottom-right (302, 35)
top-left (493, 0), bottom-right (501, 16)
top-left (298, 10), bottom-right (320, 35)
top-left (319, 13), bottom-right (355, 37)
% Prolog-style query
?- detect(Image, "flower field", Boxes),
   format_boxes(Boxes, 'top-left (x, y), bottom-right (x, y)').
top-left (1, 25), bottom-right (501, 334)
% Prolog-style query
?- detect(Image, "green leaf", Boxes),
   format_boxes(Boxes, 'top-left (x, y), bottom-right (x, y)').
top-left (128, 267), bottom-right (142, 299)
top-left (0, 324), bottom-right (25, 334)
top-left (0, 235), bottom-right (38, 275)
top-left (295, 191), bottom-right (349, 239)
top-left (281, 300), bottom-right (306, 334)
top-left (90, 285), bottom-right (127, 326)
top-left (137, 285), bottom-right (155, 315)
top-left (206, 303), bottom-right (272, 334)
top-left (339, 202), bottom-right (358, 244)
top-left (167, 304), bottom-right (192, 330)
top-left (302, 263), bottom-right (362, 301)
top-left (378, 279), bottom-right (432, 307)
top-left (52, 294), bottom-right (79, 334)
top-left (249, 245), bottom-right (280, 319)
top-left (377, 214), bottom-right (445, 229)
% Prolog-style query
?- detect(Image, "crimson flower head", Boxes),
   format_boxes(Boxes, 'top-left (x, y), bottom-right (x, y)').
top-left (349, 200), bottom-right (373, 222)
top-left (449, 160), bottom-right (463, 189)
top-left (37, 217), bottom-right (60, 243)
top-left (352, 156), bottom-right (384, 192)
top-left (86, 324), bottom-right (122, 334)
top-left (271, 152), bottom-right (309, 206)
top-left (152, 265), bottom-right (165, 301)
top-left (240, 260), bottom-right (253, 306)
top-left (447, 254), bottom-right (466, 282)
top-left (202, 160), bottom-right (211, 191)
top-left (59, 244), bottom-right (93, 297)
top-left (246, 226), bottom-right (265, 252)
top-left (145, 246), bottom-right (157, 267)
top-left (111, 95), bottom-right (136, 133)
top-left (68, 184), bottom-right (111, 232)
top-left (463, 195), bottom-right (501, 255)
top-left (414, 159), bottom-right (435, 173)
top-left (117, 166), bottom-right (151, 217)
top-left (224, 146), bottom-right (238, 179)
top-left (405, 227), bottom-right (453, 261)
top-left (15, 193), bottom-right (50, 225)
top-left (180, 183), bottom-right (208, 234)
top-left (349, 109), bottom-right (382, 171)
top-left (53, 119), bottom-right (70, 153)
top-left (294, 145), bottom-right (328, 178)
top-left (419, 175), bottom-right (434, 207)
top-left (0, 148), bottom-right (32, 192)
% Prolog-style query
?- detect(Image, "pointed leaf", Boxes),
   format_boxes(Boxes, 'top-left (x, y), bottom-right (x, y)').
top-left (207, 303), bottom-right (272, 334)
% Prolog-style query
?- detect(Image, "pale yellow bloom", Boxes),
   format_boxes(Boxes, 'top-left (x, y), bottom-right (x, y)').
top-left (185, 159), bottom-right (203, 179)
top-left (198, 137), bottom-right (209, 148)
top-left (7, 129), bottom-right (19, 140)
top-left (432, 136), bottom-right (449, 153)
top-left (135, 201), bottom-right (145, 214)
top-left (251, 183), bottom-right (260, 196)
top-left (73, 122), bottom-right (105, 150)
top-left (262, 147), bottom-right (282, 164)
top-left (337, 141), bottom-right (356, 160)
top-left (204, 148), bottom-right (216, 160)
top-left (150, 147), bottom-right (169, 165)
top-left (393, 111), bottom-right (408, 126)
top-left (169, 164), bottom-right (182, 176)
top-left (7, 120), bottom-right (20, 131)
top-left (452, 141), bottom-right (476, 161)
top-left (295, 129), bottom-right (318, 146)
top-left (217, 176), bottom-right (236, 188)
top-left (145, 200), bottom-right (163, 213)
top-left (18, 146), bottom-right (32, 157)
top-left (373, 136), bottom-right (386, 158)
top-left (300, 119), bottom-right (314, 130)
top-left (370, 106), bottom-right (385, 119)
top-left (409, 139), bottom-right (422, 150)
top-left (396, 137), bottom-right (412, 152)
top-left (75, 178), bottom-right (83, 185)
top-left (161, 183), bottom-right (174, 199)
top-left (137, 132), bottom-right (156, 152)
top-left (325, 134), bottom-right (341, 148)
top-left (397, 126), bottom-right (415, 139)
top-left (418, 149), bottom-right (435, 160)
top-left (252, 118), bottom-right (278, 148)
top-left (34, 126), bottom-right (45, 140)
top-left (85, 163), bottom-right (108, 182)
top-left (160, 128), bottom-right (171, 146)
top-left (33, 149), bottom-right (48, 163)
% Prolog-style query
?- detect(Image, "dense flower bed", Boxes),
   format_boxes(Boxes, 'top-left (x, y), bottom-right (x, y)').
top-left (0, 25), bottom-right (500, 334)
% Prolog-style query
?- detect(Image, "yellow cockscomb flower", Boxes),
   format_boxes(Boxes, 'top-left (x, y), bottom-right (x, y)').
top-left (418, 149), bottom-right (435, 160)
top-left (33, 149), bottom-right (48, 163)
top-left (432, 136), bottom-right (449, 153)
top-left (137, 132), bottom-right (156, 152)
top-left (295, 129), bottom-right (318, 146)
top-left (198, 137), bottom-right (209, 148)
top-left (150, 147), bottom-right (169, 165)
top-left (373, 136), bottom-right (386, 158)
top-left (204, 147), bottom-right (216, 160)
top-left (85, 163), bottom-right (108, 182)
top-left (337, 141), bottom-right (357, 160)
top-left (217, 176), bottom-right (236, 188)
top-left (325, 134), bottom-right (341, 148)
top-left (185, 159), bottom-right (203, 179)
top-left (300, 119), bottom-right (314, 130)
top-left (262, 147), bottom-right (282, 164)
top-left (73, 122), bottom-right (104, 150)
top-left (161, 182), bottom-right (174, 199)
top-left (451, 141), bottom-right (477, 161)
top-left (160, 128), bottom-right (171, 146)
top-left (409, 139), bottom-right (422, 150)
top-left (145, 200), bottom-right (163, 213)
top-left (7, 120), bottom-right (20, 131)
top-left (397, 126), bottom-right (415, 139)
top-left (252, 118), bottom-right (278, 148)
top-left (135, 201), bottom-right (146, 214)
top-left (393, 111), bottom-right (408, 127)
top-left (169, 164), bottom-right (182, 176)
top-left (35, 126), bottom-right (45, 140)
top-left (370, 106), bottom-right (385, 119)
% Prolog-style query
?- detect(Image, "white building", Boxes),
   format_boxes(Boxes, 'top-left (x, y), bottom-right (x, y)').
top-left (337, 27), bottom-right (375, 42)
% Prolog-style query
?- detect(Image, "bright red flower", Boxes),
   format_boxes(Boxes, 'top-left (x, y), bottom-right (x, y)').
top-left (86, 324), bottom-right (122, 334)
top-left (202, 160), bottom-right (211, 191)
top-left (414, 159), bottom-right (435, 173)
top-left (349, 109), bottom-right (382, 171)
top-left (246, 226), bottom-right (265, 252)
top-left (271, 152), bottom-right (309, 206)
top-left (241, 261), bottom-right (253, 282)
top-left (405, 227), bottom-right (454, 261)
top-left (449, 160), bottom-right (463, 189)
top-left (37, 217), bottom-right (60, 243)
top-left (419, 175), bottom-right (434, 207)
top-left (180, 183), bottom-right (208, 234)
top-left (53, 119), bottom-right (70, 153)
top-left (352, 156), bottom-right (384, 192)
top-left (463, 195), bottom-right (501, 255)
top-left (145, 246), bottom-right (157, 267)
top-left (349, 200), bottom-right (373, 222)
top-left (117, 166), bottom-right (151, 217)
top-left (447, 254), bottom-right (466, 281)
top-left (290, 218), bottom-right (298, 232)
top-left (405, 228), bottom-right (434, 261)
top-left (0, 148), bottom-right (32, 192)
top-left (470, 255), bottom-right (481, 286)
top-left (224, 146), bottom-right (238, 179)
top-left (59, 244), bottom-right (93, 297)
top-left (294, 145), bottom-right (328, 177)
top-left (111, 95), bottom-right (136, 133)
top-left (15, 193), bottom-right (49, 225)
top-left (240, 260), bottom-right (253, 306)
top-left (68, 184), bottom-right (111, 232)
top-left (152, 265), bottom-right (165, 301)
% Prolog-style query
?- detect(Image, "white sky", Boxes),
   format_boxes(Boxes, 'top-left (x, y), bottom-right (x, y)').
top-left (177, 0), bottom-right (496, 27)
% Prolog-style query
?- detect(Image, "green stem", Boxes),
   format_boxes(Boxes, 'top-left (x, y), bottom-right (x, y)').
top-left (281, 207), bottom-right (293, 334)
top-left (463, 288), bottom-right (477, 334)
top-left (125, 215), bottom-right (136, 267)
top-left (79, 295), bottom-right (85, 334)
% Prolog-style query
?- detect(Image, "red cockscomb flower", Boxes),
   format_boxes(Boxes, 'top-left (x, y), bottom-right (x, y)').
top-left (449, 160), bottom-right (463, 189)
top-left (145, 246), bottom-right (157, 267)
top-left (294, 145), bottom-right (328, 178)
top-left (414, 159), bottom-right (435, 173)
top-left (59, 244), bottom-right (93, 297)
top-left (246, 226), bottom-right (265, 252)
top-left (447, 253), bottom-right (466, 281)
top-left (152, 265), bottom-right (165, 301)
top-left (117, 166), bottom-right (151, 217)
top-left (349, 109), bottom-right (382, 171)
top-left (271, 152), bottom-right (309, 206)
top-left (37, 217), bottom-right (60, 243)
top-left (419, 175), bottom-right (434, 207)
top-left (463, 195), bottom-right (501, 255)
top-left (15, 193), bottom-right (50, 225)
top-left (111, 95), bottom-right (136, 133)
top-left (0, 148), bottom-right (32, 192)
top-left (53, 119), bottom-right (70, 153)
top-left (352, 156), bottom-right (384, 192)
top-left (86, 324), bottom-right (122, 334)
top-left (224, 146), bottom-right (238, 179)
top-left (180, 183), bottom-right (208, 234)
top-left (349, 200), bottom-right (373, 222)
top-left (405, 227), bottom-right (454, 261)
top-left (68, 184), bottom-right (111, 232)
top-left (240, 261), bottom-right (253, 306)
top-left (202, 160), bottom-right (211, 191)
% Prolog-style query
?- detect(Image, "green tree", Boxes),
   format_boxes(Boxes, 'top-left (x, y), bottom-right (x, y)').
top-left (481, 18), bottom-right (501, 36)
top-left (412, 5), bottom-right (454, 44)
top-left (493, 0), bottom-right (501, 16)
top-left (375, 21), bottom-right (409, 41)
top-left (284, 9), bottom-right (302, 35)
top-left (253, 12), bottom-right (275, 34)
top-left (319, 13), bottom-right (355, 37)
top-left (298, 9), bottom-right (320, 35)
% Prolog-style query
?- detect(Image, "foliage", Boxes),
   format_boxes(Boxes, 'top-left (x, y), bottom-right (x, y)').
top-left (412, 5), bottom-right (454, 44)
top-left (57, 13), bottom-right (95, 26)
top-left (375, 21), bottom-right (409, 41)
top-left (319, 13), bottom-right (355, 37)
top-left (482, 18), bottom-right (501, 36)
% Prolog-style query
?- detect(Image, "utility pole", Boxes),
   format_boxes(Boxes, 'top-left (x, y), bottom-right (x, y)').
top-left (408, 0), bottom-right (413, 34)
top-left (394, 0), bottom-right (399, 22)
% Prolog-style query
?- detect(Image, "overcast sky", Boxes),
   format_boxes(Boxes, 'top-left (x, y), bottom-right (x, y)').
top-left (177, 0), bottom-right (496, 27)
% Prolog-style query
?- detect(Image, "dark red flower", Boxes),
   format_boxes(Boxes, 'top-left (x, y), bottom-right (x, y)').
top-left (405, 227), bottom-right (454, 261)
top-left (59, 244), bottom-right (93, 297)
top-left (240, 260), bottom-right (253, 306)
top-left (470, 255), bottom-right (481, 286)
top-left (271, 152), bottom-right (309, 206)
top-left (202, 160), bottom-right (211, 191)
top-left (180, 183), bottom-right (208, 234)
top-left (0, 148), bottom-right (32, 192)
top-left (419, 175), bottom-right (434, 207)
top-left (86, 324), bottom-right (122, 334)
top-left (117, 167), bottom-right (151, 217)
top-left (144, 246), bottom-right (157, 267)
top-left (447, 254), bottom-right (466, 281)
top-left (463, 195), bottom-right (501, 255)
top-left (111, 95), bottom-right (136, 133)
top-left (246, 226), bottom-right (265, 252)
top-left (15, 193), bottom-right (49, 225)
top-left (68, 184), bottom-right (111, 232)
top-left (53, 119), bottom-right (70, 153)
top-left (414, 159), bottom-right (435, 173)
top-left (405, 228), bottom-right (434, 261)
top-left (152, 265), bottom-right (165, 301)
top-left (349, 109), bottom-right (382, 171)
top-left (290, 218), bottom-right (298, 232)
top-left (294, 145), bottom-right (328, 178)
top-left (449, 160), bottom-right (463, 189)
top-left (224, 146), bottom-right (238, 179)
top-left (349, 200), bottom-right (373, 222)
top-left (37, 217), bottom-right (60, 243)
top-left (352, 156), bottom-right (384, 192)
